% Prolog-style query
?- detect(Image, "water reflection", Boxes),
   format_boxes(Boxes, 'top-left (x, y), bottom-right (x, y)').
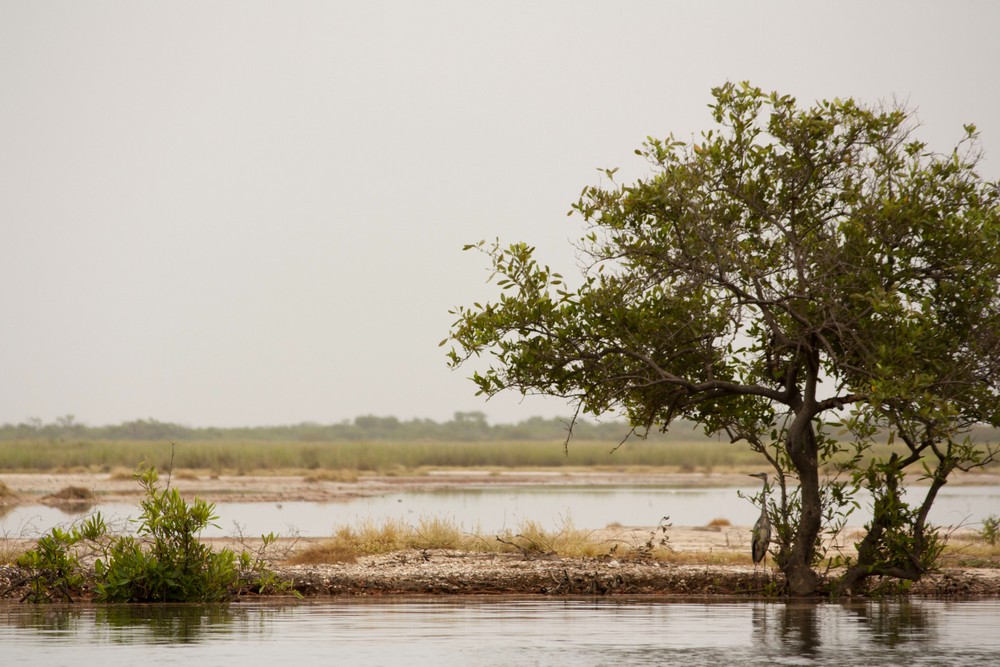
top-left (748, 598), bottom-right (943, 660)
top-left (1, 603), bottom-right (242, 645)
top-left (2, 598), bottom-right (999, 666)
top-left (95, 604), bottom-right (246, 644)
top-left (778, 601), bottom-right (822, 657)
top-left (843, 600), bottom-right (923, 648)
top-left (48, 501), bottom-right (95, 515)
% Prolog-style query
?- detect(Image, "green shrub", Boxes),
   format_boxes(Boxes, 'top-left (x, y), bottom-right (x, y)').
top-left (94, 465), bottom-right (235, 602)
top-left (980, 514), bottom-right (1000, 546)
top-left (16, 464), bottom-right (288, 603)
top-left (16, 526), bottom-right (86, 602)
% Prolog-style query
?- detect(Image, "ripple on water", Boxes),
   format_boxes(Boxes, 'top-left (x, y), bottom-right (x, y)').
top-left (2, 598), bottom-right (1000, 666)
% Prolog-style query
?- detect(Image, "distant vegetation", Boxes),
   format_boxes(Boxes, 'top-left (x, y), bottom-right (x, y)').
top-left (0, 412), bottom-right (698, 443)
top-left (0, 414), bottom-right (995, 475)
top-left (0, 438), bottom-right (764, 474)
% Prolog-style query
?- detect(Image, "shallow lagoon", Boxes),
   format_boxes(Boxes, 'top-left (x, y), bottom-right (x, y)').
top-left (3, 484), bottom-right (998, 538)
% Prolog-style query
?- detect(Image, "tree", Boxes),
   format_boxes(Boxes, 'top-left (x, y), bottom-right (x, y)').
top-left (447, 82), bottom-right (1000, 596)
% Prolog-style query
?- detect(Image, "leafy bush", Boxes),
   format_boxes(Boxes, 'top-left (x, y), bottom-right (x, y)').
top-left (16, 464), bottom-right (288, 603)
top-left (17, 527), bottom-right (86, 602)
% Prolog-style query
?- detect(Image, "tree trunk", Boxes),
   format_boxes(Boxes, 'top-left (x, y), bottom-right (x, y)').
top-left (783, 411), bottom-right (822, 595)
top-left (836, 460), bottom-right (950, 596)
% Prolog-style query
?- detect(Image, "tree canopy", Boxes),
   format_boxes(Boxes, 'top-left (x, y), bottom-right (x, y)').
top-left (448, 82), bottom-right (1000, 595)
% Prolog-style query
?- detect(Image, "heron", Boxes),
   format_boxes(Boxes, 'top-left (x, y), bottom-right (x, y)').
top-left (748, 472), bottom-right (771, 575)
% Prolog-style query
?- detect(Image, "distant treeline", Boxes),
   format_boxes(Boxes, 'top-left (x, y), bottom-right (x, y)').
top-left (4, 413), bottom-right (997, 446)
top-left (0, 412), bottom-right (707, 443)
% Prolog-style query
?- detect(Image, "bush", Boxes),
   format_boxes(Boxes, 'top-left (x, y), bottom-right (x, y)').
top-left (15, 464), bottom-right (288, 603)
top-left (16, 527), bottom-right (87, 602)
top-left (980, 515), bottom-right (1000, 546)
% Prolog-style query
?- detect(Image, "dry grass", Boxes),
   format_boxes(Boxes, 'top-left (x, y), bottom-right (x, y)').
top-left (107, 467), bottom-right (135, 481)
top-left (286, 516), bottom-right (478, 564)
top-left (46, 485), bottom-right (95, 501)
top-left (302, 469), bottom-right (359, 483)
top-left (285, 521), bottom-right (991, 569)
top-left (282, 516), bottom-right (695, 565)
top-left (285, 541), bottom-right (360, 565)
top-left (0, 538), bottom-right (28, 566)
top-left (940, 536), bottom-right (1000, 568)
top-left (496, 519), bottom-right (609, 558)
top-left (660, 549), bottom-right (749, 565)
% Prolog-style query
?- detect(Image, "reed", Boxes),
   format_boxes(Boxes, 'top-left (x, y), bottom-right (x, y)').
top-left (1, 438), bottom-right (991, 475)
top-left (0, 438), bottom-right (763, 473)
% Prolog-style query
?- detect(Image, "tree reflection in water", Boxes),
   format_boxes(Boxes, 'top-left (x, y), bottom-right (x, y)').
top-left (751, 598), bottom-right (937, 656)
top-left (842, 600), bottom-right (935, 648)
top-left (751, 601), bottom-right (820, 657)
top-left (779, 602), bottom-right (822, 657)
top-left (2, 603), bottom-right (291, 645)
top-left (95, 604), bottom-right (241, 644)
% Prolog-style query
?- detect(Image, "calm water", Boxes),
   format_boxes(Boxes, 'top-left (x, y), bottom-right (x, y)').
top-left (2, 484), bottom-right (998, 538)
top-left (2, 598), bottom-right (999, 666)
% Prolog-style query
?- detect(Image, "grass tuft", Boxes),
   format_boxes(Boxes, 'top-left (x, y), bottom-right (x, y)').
top-left (302, 469), bottom-right (359, 483)
top-left (46, 486), bottom-right (95, 501)
top-left (286, 542), bottom-right (359, 565)
top-left (496, 518), bottom-right (607, 558)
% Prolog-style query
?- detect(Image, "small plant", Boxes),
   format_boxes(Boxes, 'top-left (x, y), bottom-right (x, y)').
top-left (94, 464), bottom-right (264, 602)
top-left (979, 515), bottom-right (1000, 546)
top-left (16, 527), bottom-right (86, 602)
top-left (631, 516), bottom-right (672, 561)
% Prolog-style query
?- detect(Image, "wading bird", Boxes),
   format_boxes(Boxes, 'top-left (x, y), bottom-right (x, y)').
top-left (748, 472), bottom-right (771, 575)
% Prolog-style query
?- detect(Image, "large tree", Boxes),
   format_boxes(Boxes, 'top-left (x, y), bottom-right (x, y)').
top-left (447, 82), bottom-right (1000, 595)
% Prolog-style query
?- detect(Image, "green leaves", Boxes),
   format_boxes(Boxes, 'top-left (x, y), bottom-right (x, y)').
top-left (447, 82), bottom-right (1000, 593)
top-left (17, 463), bottom-right (290, 603)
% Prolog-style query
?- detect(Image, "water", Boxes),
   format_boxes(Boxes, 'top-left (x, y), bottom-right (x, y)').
top-left (2, 598), bottom-right (999, 665)
top-left (3, 484), bottom-right (998, 538)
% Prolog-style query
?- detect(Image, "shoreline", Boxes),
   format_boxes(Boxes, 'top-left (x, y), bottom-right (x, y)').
top-left (2, 470), bottom-right (999, 600)
top-left (276, 550), bottom-right (1000, 599)
top-left (4, 550), bottom-right (1000, 601)
top-left (3, 468), bottom-right (1000, 506)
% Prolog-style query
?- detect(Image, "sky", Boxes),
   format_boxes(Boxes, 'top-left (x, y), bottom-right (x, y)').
top-left (2, 1), bottom-right (999, 428)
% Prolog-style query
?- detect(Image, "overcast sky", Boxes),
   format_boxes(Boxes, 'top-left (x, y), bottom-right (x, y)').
top-left (2, 1), bottom-right (998, 427)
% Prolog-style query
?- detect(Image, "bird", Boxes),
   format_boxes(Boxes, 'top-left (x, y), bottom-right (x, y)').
top-left (748, 472), bottom-right (771, 575)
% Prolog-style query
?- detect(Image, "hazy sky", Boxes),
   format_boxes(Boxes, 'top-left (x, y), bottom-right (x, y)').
top-left (2, 2), bottom-right (998, 427)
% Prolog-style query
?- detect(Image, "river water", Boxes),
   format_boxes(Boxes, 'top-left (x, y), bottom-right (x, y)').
top-left (2, 484), bottom-right (998, 538)
top-left (3, 485), bottom-right (999, 664)
top-left (2, 597), bottom-right (999, 665)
